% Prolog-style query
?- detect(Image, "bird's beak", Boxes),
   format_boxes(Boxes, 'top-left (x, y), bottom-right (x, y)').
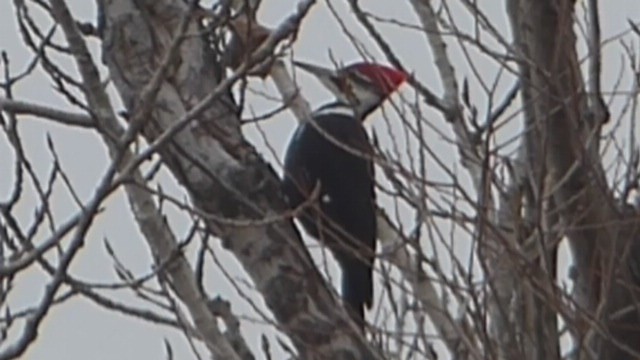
top-left (292, 61), bottom-right (345, 99)
top-left (293, 61), bottom-right (339, 80)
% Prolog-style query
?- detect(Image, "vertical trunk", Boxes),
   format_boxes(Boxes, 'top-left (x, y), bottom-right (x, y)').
top-left (507, 0), bottom-right (640, 358)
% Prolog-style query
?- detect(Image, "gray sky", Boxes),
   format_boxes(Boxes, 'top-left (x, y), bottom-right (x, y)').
top-left (0, 0), bottom-right (638, 359)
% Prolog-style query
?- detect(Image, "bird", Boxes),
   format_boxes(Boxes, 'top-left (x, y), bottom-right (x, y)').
top-left (281, 60), bottom-right (407, 328)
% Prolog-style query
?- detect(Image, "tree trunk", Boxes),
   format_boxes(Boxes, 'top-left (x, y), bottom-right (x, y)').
top-left (507, 0), bottom-right (640, 358)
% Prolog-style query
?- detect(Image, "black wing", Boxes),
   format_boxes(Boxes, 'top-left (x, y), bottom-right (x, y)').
top-left (281, 113), bottom-right (376, 324)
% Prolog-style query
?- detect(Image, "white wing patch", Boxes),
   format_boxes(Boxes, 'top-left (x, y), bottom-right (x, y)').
top-left (321, 194), bottom-right (332, 204)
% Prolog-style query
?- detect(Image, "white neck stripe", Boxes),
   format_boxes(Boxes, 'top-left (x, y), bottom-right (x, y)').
top-left (312, 103), bottom-right (355, 118)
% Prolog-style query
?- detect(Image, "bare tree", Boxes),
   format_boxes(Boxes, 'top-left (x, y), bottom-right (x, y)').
top-left (0, 0), bottom-right (639, 359)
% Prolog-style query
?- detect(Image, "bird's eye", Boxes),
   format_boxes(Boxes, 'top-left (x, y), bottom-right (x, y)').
top-left (351, 71), bottom-right (371, 86)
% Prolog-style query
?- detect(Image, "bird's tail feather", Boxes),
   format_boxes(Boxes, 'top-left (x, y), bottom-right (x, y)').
top-left (341, 259), bottom-right (373, 327)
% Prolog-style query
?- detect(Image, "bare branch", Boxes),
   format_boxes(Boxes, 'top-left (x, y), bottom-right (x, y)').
top-left (0, 97), bottom-right (93, 127)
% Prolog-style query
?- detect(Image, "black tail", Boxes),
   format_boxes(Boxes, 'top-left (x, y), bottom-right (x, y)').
top-left (341, 258), bottom-right (373, 329)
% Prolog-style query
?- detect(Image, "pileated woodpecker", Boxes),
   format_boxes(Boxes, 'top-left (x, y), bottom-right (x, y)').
top-left (281, 61), bottom-right (406, 327)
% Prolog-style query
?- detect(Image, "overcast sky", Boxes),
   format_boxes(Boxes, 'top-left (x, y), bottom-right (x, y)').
top-left (0, 1), bottom-right (638, 359)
